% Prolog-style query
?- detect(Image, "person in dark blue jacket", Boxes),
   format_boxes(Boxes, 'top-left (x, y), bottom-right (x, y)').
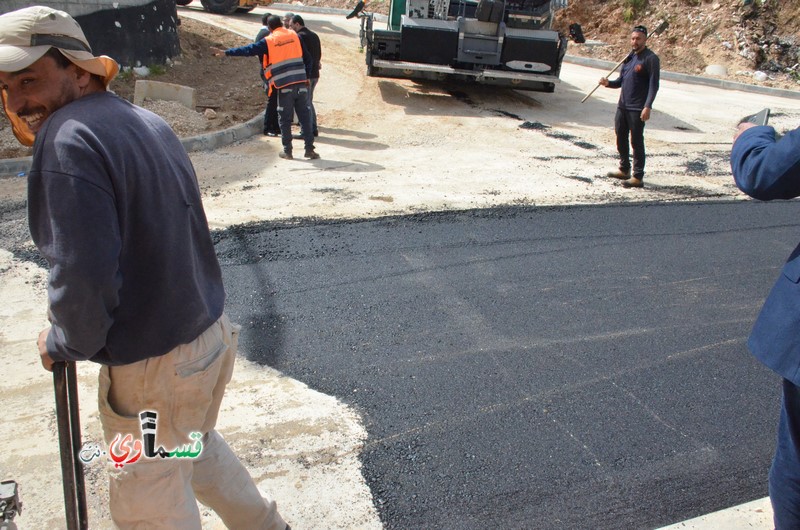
top-left (732, 120), bottom-right (800, 529)
top-left (599, 25), bottom-right (660, 189)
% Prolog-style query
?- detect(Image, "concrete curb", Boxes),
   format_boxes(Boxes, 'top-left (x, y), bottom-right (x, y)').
top-left (564, 55), bottom-right (800, 100)
top-left (0, 113), bottom-right (263, 177)
top-left (180, 113), bottom-right (262, 152)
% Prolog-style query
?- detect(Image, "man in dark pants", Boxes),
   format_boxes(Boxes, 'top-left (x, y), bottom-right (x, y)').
top-left (255, 13), bottom-right (280, 137)
top-left (731, 119), bottom-right (800, 529)
top-left (291, 15), bottom-right (321, 138)
top-left (212, 15), bottom-right (318, 160)
top-left (599, 25), bottom-right (660, 189)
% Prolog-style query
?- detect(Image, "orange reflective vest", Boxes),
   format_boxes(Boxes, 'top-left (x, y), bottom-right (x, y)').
top-left (262, 27), bottom-right (308, 92)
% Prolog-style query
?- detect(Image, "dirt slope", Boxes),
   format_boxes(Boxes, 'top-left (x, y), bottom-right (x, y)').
top-left (554, 0), bottom-right (799, 86)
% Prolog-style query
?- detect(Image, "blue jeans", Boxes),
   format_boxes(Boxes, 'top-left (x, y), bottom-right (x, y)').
top-left (277, 83), bottom-right (314, 153)
top-left (770, 379), bottom-right (800, 529)
top-left (299, 77), bottom-right (319, 136)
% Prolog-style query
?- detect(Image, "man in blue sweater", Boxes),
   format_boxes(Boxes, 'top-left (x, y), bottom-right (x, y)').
top-left (0, 6), bottom-right (288, 529)
top-left (599, 25), bottom-right (660, 189)
top-left (732, 119), bottom-right (800, 529)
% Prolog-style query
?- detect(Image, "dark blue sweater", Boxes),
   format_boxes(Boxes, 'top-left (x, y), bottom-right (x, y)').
top-left (29, 92), bottom-right (224, 366)
top-left (607, 47), bottom-right (660, 111)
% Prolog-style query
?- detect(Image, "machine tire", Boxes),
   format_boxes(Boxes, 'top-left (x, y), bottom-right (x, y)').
top-left (365, 47), bottom-right (374, 77)
top-left (200, 0), bottom-right (239, 15)
top-left (236, 5), bottom-right (256, 12)
top-left (175, 0), bottom-right (192, 5)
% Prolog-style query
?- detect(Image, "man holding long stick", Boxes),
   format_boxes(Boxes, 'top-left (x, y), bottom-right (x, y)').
top-left (0, 6), bottom-right (289, 529)
top-left (599, 25), bottom-right (660, 189)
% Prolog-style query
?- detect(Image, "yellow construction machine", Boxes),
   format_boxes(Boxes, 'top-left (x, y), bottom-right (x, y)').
top-left (176, 0), bottom-right (268, 15)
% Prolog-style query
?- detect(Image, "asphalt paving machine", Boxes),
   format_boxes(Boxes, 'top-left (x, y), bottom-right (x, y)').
top-left (352, 0), bottom-right (570, 92)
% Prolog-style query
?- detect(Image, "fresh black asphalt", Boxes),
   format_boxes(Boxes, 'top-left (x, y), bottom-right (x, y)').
top-left (215, 200), bottom-right (795, 529)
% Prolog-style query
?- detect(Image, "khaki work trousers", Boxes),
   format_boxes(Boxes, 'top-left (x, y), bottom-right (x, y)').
top-left (97, 314), bottom-right (286, 530)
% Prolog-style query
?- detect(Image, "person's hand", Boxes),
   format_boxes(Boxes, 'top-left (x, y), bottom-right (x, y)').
top-left (37, 327), bottom-right (55, 372)
top-left (598, 77), bottom-right (609, 87)
top-left (640, 107), bottom-right (651, 122)
top-left (733, 121), bottom-right (757, 142)
top-left (210, 47), bottom-right (226, 58)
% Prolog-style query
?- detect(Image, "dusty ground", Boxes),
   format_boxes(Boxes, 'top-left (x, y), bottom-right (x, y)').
top-left (0, 4), bottom-right (798, 529)
top-left (1, 0), bottom-right (797, 159)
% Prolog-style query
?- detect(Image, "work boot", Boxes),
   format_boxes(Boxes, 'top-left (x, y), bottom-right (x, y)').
top-left (279, 151), bottom-right (293, 160)
top-left (622, 177), bottom-right (644, 188)
top-left (304, 148), bottom-right (320, 160)
top-left (606, 169), bottom-right (630, 180)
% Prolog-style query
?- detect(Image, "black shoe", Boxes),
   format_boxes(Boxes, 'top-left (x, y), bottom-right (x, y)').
top-left (279, 151), bottom-right (293, 160)
top-left (313, 130), bottom-right (319, 137)
top-left (293, 133), bottom-right (304, 140)
top-left (304, 149), bottom-right (320, 160)
top-left (266, 131), bottom-right (279, 137)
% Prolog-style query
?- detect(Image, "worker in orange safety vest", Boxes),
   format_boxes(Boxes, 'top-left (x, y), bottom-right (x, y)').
top-left (212, 15), bottom-right (318, 160)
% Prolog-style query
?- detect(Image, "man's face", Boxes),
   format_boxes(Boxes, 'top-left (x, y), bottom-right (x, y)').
top-left (630, 31), bottom-right (647, 53)
top-left (291, 21), bottom-right (301, 32)
top-left (0, 54), bottom-right (83, 134)
top-left (283, 16), bottom-right (292, 28)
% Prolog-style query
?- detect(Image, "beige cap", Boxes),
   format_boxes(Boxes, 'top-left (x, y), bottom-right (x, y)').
top-left (0, 5), bottom-right (120, 146)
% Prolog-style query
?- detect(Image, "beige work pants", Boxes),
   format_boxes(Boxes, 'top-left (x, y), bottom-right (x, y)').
top-left (97, 314), bottom-right (287, 530)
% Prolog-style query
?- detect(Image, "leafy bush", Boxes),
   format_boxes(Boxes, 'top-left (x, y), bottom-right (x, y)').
top-left (622, 0), bottom-right (647, 22)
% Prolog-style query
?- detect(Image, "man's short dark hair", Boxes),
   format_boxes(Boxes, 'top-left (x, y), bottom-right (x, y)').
top-left (44, 47), bottom-right (104, 84)
top-left (267, 15), bottom-right (282, 31)
top-left (291, 15), bottom-right (305, 26)
top-left (45, 47), bottom-right (72, 69)
top-left (262, 12), bottom-right (271, 25)
top-left (632, 25), bottom-right (648, 37)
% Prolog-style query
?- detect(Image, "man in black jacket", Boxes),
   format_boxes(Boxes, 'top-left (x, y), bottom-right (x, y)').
top-left (291, 15), bottom-right (321, 137)
top-left (599, 25), bottom-right (660, 189)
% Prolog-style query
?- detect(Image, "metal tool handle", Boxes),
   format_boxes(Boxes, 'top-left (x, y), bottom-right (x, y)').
top-left (53, 361), bottom-right (88, 530)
